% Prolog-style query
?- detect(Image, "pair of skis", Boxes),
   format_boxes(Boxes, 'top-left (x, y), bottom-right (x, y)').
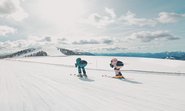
top-left (102, 74), bottom-right (125, 79)
top-left (70, 74), bottom-right (125, 79)
top-left (70, 74), bottom-right (94, 82)
top-left (70, 74), bottom-right (88, 79)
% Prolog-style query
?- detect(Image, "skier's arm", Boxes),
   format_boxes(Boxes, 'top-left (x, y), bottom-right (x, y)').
top-left (110, 63), bottom-right (114, 68)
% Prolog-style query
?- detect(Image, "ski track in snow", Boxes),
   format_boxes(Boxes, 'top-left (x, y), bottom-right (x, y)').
top-left (0, 58), bottom-right (185, 111)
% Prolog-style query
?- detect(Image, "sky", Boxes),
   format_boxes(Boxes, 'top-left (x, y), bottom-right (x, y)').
top-left (0, 0), bottom-right (185, 53)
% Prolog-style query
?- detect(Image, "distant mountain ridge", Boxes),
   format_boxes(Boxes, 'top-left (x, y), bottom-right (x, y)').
top-left (95, 52), bottom-right (185, 60)
top-left (57, 48), bottom-right (93, 55)
top-left (1, 47), bottom-right (185, 61)
top-left (0, 47), bottom-right (94, 59)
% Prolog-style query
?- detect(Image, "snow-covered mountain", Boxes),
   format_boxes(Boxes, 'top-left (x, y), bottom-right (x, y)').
top-left (0, 46), bottom-right (93, 58)
top-left (1, 56), bottom-right (185, 111)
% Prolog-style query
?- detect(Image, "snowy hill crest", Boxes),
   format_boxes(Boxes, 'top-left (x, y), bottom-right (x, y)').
top-left (0, 46), bottom-right (93, 58)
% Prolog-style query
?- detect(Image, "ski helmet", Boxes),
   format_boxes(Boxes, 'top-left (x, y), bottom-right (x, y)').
top-left (111, 58), bottom-right (118, 62)
top-left (76, 58), bottom-right (81, 63)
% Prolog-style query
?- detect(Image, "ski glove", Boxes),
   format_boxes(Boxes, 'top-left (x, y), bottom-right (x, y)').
top-left (75, 63), bottom-right (77, 67)
top-left (110, 64), bottom-right (114, 68)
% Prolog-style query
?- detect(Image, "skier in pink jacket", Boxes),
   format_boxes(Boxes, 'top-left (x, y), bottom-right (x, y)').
top-left (110, 58), bottom-right (125, 79)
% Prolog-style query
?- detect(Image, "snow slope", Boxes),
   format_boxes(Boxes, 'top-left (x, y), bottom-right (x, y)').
top-left (39, 45), bottom-right (64, 56)
top-left (13, 56), bottom-right (185, 74)
top-left (0, 56), bottom-right (185, 111)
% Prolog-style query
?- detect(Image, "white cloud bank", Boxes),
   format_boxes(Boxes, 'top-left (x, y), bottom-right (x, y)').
top-left (72, 38), bottom-right (114, 45)
top-left (85, 8), bottom-right (185, 28)
top-left (0, 36), bottom-right (69, 50)
top-left (0, 25), bottom-right (16, 36)
top-left (0, 0), bottom-right (28, 21)
top-left (119, 11), bottom-right (157, 27)
top-left (83, 8), bottom-right (116, 28)
top-left (157, 12), bottom-right (185, 23)
top-left (129, 31), bottom-right (180, 42)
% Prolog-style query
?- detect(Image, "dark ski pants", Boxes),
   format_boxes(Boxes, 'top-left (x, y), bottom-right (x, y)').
top-left (78, 67), bottom-right (86, 75)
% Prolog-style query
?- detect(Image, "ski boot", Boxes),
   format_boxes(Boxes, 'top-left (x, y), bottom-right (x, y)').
top-left (83, 74), bottom-right (88, 78)
top-left (77, 73), bottom-right (83, 78)
top-left (114, 72), bottom-right (125, 79)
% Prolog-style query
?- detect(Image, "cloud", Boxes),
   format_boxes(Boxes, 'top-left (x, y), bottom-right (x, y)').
top-left (157, 12), bottom-right (185, 23)
top-left (39, 36), bottom-right (52, 42)
top-left (119, 11), bottom-right (185, 26)
top-left (0, 36), bottom-right (69, 51)
top-left (119, 11), bottom-right (157, 27)
top-left (102, 39), bottom-right (114, 44)
top-left (83, 7), bottom-right (116, 28)
top-left (84, 8), bottom-right (185, 28)
top-left (57, 38), bottom-right (68, 44)
top-left (130, 31), bottom-right (180, 42)
top-left (72, 39), bottom-right (100, 45)
top-left (0, 0), bottom-right (16, 14)
top-left (0, 0), bottom-right (28, 21)
top-left (0, 25), bottom-right (16, 36)
top-left (105, 8), bottom-right (116, 18)
top-left (72, 38), bottom-right (114, 45)
top-left (0, 39), bottom-right (33, 54)
top-left (28, 36), bottom-right (68, 46)
top-left (0, 40), bottom-right (26, 50)
top-left (87, 13), bottom-right (114, 28)
top-left (101, 47), bottom-right (127, 51)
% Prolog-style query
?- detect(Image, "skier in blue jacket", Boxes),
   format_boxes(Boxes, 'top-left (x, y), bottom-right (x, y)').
top-left (75, 58), bottom-right (88, 78)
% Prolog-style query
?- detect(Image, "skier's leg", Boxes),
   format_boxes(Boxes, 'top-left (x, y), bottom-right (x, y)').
top-left (118, 66), bottom-right (123, 76)
top-left (78, 67), bottom-right (82, 73)
top-left (114, 68), bottom-right (119, 76)
top-left (115, 66), bottom-right (123, 76)
top-left (115, 66), bottom-right (125, 78)
top-left (77, 67), bottom-right (82, 77)
top-left (82, 67), bottom-right (87, 77)
top-left (118, 70), bottom-right (122, 76)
